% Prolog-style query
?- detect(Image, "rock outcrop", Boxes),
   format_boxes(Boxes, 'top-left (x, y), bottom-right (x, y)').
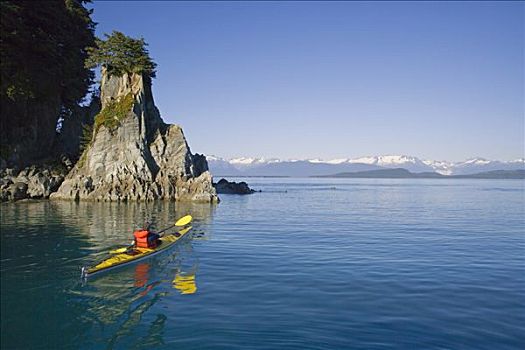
top-left (50, 70), bottom-right (218, 202)
top-left (214, 178), bottom-right (257, 194)
top-left (0, 162), bottom-right (70, 201)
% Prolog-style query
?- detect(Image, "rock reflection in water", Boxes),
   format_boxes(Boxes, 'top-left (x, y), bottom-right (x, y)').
top-left (48, 200), bottom-right (216, 252)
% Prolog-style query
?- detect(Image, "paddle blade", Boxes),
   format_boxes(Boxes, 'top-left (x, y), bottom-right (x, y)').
top-left (175, 215), bottom-right (192, 227)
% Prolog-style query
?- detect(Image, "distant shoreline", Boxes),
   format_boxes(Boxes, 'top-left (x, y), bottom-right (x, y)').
top-left (215, 169), bottom-right (525, 180)
top-left (314, 169), bottom-right (525, 180)
top-left (212, 175), bottom-right (291, 178)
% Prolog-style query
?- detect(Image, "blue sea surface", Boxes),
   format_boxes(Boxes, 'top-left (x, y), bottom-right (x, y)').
top-left (1, 178), bottom-right (524, 349)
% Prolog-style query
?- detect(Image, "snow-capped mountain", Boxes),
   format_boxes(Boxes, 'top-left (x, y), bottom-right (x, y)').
top-left (229, 157), bottom-right (282, 167)
top-left (205, 155), bottom-right (525, 177)
top-left (422, 159), bottom-right (455, 176)
top-left (205, 155), bottom-right (381, 176)
top-left (451, 158), bottom-right (525, 175)
top-left (345, 155), bottom-right (435, 173)
top-left (204, 155), bottom-right (242, 175)
top-left (305, 155), bottom-right (433, 172)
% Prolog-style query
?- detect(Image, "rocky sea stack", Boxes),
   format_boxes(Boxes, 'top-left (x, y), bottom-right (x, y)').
top-left (214, 178), bottom-right (257, 194)
top-left (51, 70), bottom-right (218, 202)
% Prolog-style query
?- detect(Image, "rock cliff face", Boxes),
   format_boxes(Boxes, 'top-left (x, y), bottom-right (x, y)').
top-left (51, 71), bottom-right (218, 202)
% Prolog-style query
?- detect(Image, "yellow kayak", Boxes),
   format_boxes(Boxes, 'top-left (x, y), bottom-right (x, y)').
top-left (82, 226), bottom-right (192, 278)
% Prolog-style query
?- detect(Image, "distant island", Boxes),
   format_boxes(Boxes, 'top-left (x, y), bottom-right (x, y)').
top-left (315, 168), bottom-right (525, 180)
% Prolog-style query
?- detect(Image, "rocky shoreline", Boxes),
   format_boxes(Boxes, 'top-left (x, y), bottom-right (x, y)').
top-left (0, 167), bottom-right (261, 202)
top-left (0, 160), bottom-right (70, 201)
top-left (0, 168), bottom-right (260, 202)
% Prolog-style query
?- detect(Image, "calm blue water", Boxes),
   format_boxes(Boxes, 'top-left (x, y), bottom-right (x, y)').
top-left (1, 178), bottom-right (524, 349)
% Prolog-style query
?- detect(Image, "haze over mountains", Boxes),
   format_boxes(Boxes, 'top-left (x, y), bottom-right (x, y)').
top-left (206, 155), bottom-right (525, 177)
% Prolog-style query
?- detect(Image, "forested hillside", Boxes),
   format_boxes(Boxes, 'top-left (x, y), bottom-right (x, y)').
top-left (0, 0), bottom-right (95, 166)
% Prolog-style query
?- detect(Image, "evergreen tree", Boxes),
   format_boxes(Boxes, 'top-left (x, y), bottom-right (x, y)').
top-left (0, 0), bottom-right (96, 163)
top-left (85, 31), bottom-right (157, 78)
top-left (0, 0), bottom-right (95, 110)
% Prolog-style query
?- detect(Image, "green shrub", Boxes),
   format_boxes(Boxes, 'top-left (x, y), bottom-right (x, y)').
top-left (77, 148), bottom-right (88, 169)
top-left (93, 93), bottom-right (134, 133)
top-left (79, 123), bottom-right (93, 152)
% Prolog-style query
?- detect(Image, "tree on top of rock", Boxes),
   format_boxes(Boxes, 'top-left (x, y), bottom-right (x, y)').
top-left (85, 31), bottom-right (157, 78)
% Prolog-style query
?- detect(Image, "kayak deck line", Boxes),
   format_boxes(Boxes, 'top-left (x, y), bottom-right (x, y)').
top-left (81, 227), bottom-right (192, 279)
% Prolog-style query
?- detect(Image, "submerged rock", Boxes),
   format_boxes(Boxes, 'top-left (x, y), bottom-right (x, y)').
top-left (50, 70), bottom-right (218, 202)
top-left (214, 178), bottom-right (257, 194)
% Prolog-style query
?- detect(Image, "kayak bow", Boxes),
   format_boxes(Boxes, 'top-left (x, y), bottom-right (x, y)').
top-left (81, 226), bottom-right (192, 278)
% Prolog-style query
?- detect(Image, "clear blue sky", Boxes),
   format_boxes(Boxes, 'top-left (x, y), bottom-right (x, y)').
top-left (91, 1), bottom-right (524, 161)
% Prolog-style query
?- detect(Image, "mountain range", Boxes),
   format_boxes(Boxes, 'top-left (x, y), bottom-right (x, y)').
top-left (317, 168), bottom-right (525, 180)
top-left (206, 155), bottom-right (525, 177)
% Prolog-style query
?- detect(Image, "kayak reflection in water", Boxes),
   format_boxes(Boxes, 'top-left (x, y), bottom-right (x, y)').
top-left (173, 268), bottom-right (197, 295)
top-left (132, 262), bottom-right (198, 297)
top-left (134, 262), bottom-right (150, 288)
top-left (134, 262), bottom-right (161, 297)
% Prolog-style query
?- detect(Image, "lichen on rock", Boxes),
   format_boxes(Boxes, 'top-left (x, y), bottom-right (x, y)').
top-left (50, 70), bottom-right (218, 203)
